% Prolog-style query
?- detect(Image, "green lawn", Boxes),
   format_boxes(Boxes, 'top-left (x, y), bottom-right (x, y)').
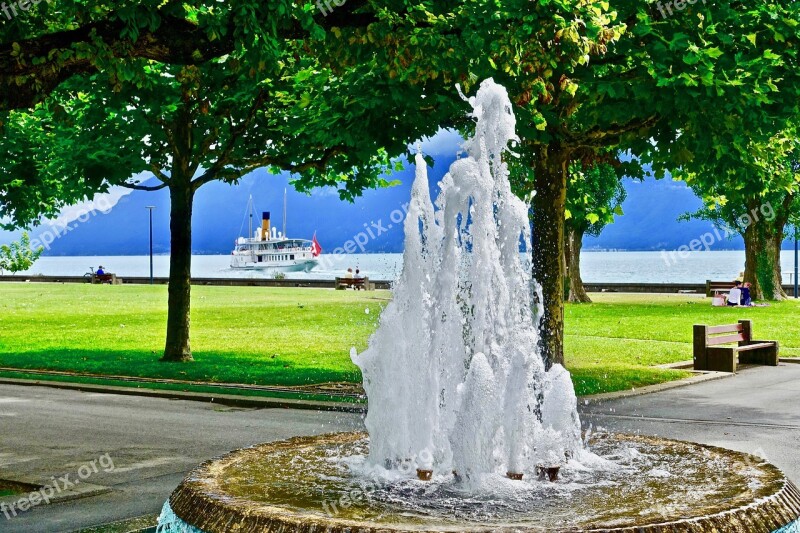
top-left (1, 284), bottom-right (797, 396)
top-left (0, 284), bottom-right (382, 386)
top-left (565, 293), bottom-right (800, 394)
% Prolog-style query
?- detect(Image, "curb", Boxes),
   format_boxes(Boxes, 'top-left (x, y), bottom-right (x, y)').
top-left (0, 367), bottom-right (363, 399)
top-left (10, 361), bottom-right (787, 411)
top-left (73, 514), bottom-right (158, 533)
top-left (0, 371), bottom-right (729, 413)
top-left (0, 480), bottom-right (111, 515)
top-left (0, 378), bottom-right (367, 414)
top-left (581, 370), bottom-right (734, 403)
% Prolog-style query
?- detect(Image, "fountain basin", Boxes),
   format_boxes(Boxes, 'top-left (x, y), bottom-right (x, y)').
top-left (162, 432), bottom-right (800, 532)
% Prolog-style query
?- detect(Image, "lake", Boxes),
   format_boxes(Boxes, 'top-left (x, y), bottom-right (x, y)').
top-left (10, 251), bottom-right (800, 285)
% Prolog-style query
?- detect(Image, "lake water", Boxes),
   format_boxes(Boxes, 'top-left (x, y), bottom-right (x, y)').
top-left (9, 251), bottom-right (800, 285)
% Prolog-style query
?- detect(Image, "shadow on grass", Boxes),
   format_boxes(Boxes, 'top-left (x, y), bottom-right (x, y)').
top-left (0, 349), bottom-right (693, 397)
top-left (0, 348), bottom-right (362, 387)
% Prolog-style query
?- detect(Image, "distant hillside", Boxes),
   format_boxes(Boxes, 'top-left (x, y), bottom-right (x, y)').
top-left (26, 156), bottom-right (455, 256)
top-left (5, 143), bottom-right (795, 255)
top-left (585, 174), bottom-right (746, 251)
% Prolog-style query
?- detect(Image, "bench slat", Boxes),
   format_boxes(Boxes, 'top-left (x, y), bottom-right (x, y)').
top-left (707, 324), bottom-right (742, 334)
top-left (707, 333), bottom-right (746, 346)
top-left (735, 342), bottom-right (774, 352)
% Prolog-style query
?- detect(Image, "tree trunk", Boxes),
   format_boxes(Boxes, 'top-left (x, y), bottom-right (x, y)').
top-left (773, 228), bottom-right (788, 299)
top-left (567, 227), bottom-right (591, 303)
top-left (743, 218), bottom-right (785, 301)
top-left (743, 223), bottom-right (757, 296)
top-left (162, 181), bottom-right (195, 361)
top-left (764, 232), bottom-right (787, 300)
top-left (531, 143), bottom-right (571, 369)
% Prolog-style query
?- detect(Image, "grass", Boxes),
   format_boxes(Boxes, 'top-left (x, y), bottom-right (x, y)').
top-left (1, 284), bottom-right (797, 396)
top-left (565, 293), bottom-right (800, 394)
top-left (0, 284), bottom-right (382, 386)
top-left (0, 480), bottom-right (39, 498)
top-left (0, 370), bottom-right (363, 404)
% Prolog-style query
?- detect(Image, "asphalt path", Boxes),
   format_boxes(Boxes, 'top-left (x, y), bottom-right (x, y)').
top-left (0, 362), bottom-right (798, 532)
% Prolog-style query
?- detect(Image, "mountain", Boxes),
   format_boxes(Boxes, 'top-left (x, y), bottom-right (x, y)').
top-left (23, 155), bottom-right (455, 256)
top-left (4, 138), bottom-right (794, 254)
top-left (585, 175), bottom-right (746, 251)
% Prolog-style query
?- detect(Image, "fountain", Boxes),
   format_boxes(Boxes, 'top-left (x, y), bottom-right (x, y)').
top-left (157, 80), bottom-right (800, 532)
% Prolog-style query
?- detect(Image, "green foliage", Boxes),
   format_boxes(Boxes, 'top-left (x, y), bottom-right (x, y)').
top-left (0, 232), bottom-right (43, 274)
top-left (0, 0), bottom-right (316, 108)
top-left (565, 160), bottom-right (627, 237)
top-left (680, 131), bottom-right (800, 232)
top-left (0, 4), bottom-right (457, 228)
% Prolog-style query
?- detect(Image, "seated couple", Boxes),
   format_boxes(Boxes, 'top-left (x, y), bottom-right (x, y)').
top-left (725, 281), bottom-right (752, 307)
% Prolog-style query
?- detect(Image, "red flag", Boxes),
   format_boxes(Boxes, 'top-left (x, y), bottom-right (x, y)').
top-left (311, 232), bottom-right (322, 257)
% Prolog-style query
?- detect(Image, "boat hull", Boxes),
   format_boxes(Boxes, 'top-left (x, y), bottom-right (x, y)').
top-left (230, 259), bottom-right (318, 273)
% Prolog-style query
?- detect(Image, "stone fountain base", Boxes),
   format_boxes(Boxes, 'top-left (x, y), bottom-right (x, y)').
top-left (161, 432), bottom-right (800, 533)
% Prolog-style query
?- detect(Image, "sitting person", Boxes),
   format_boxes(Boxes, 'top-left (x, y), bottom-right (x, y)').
top-left (344, 267), bottom-right (354, 279)
top-left (354, 268), bottom-right (365, 290)
top-left (741, 282), bottom-right (753, 306)
top-left (96, 266), bottom-right (106, 276)
top-left (726, 280), bottom-right (742, 306)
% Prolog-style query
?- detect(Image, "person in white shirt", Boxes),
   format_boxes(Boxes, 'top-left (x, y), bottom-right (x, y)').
top-left (726, 281), bottom-right (742, 306)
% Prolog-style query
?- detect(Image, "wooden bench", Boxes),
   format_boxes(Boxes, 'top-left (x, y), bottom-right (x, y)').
top-left (705, 280), bottom-right (736, 297)
top-left (335, 277), bottom-right (370, 290)
top-left (693, 320), bottom-right (778, 373)
top-left (92, 273), bottom-right (122, 285)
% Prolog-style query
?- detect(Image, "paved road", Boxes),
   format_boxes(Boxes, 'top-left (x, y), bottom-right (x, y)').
top-left (581, 363), bottom-right (800, 484)
top-left (0, 386), bottom-right (362, 532)
top-left (0, 363), bottom-right (798, 532)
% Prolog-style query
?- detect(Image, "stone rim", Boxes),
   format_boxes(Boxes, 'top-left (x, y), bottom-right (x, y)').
top-left (169, 432), bottom-right (800, 533)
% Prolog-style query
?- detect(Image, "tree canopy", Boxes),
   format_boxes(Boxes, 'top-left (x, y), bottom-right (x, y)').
top-left (681, 129), bottom-right (800, 299)
top-left (0, 0), bottom-right (467, 360)
top-left (3, 0), bottom-right (800, 363)
top-left (0, 232), bottom-right (42, 274)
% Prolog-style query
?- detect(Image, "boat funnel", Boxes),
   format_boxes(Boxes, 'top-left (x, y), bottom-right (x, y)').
top-left (262, 212), bottom-right (270, 241)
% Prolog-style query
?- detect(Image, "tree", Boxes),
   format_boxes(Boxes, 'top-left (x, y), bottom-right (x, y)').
top-left (483, 2), bottom-right (800, 365)
top-left (375, 1), bottom-right (800, 366)
top-left (0, 232), bottom-right (43, 274)
top-left (0, 0), bottom-right (376, 111)
top-left (2, 8), bottom-right (451, 361)
top-left (681, 132), bottom-right (800, 300)
top-left (5, 0), bottom-right (800, 368)
top-left (564, 160), bottom-right (626, 303)
top-left (341, 0), bottom-right (625, 368)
